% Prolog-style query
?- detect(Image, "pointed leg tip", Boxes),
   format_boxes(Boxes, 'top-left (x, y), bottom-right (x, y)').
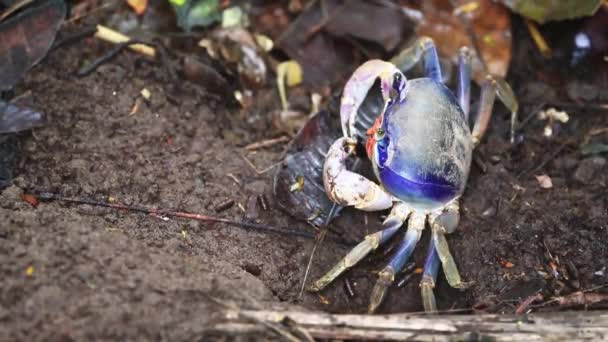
top-left (368, 270), bottom-right (394, 314)
top-left (307, 280), bottom-right (325, 293)
top-left (421, 284), bottom-right (438, 314)
top-left (367, 286), bottom-right (386, 314)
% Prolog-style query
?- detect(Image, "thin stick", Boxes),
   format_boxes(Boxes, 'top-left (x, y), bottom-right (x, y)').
top-left (298, 203), bottom-right (339, 298)
top-left (244, 136), bottom-right (290, 151)
top-left (517, 140), bottom-right (571, 179)
top-left (220, 308), bottom-right (608, 341)
top-left (297, 158), bottom-right (359, 298)
top-left (0, 0), bottom-right (34, 21)
top-left (35, 192), bottom-right (352, 245)
top-left (95, 24), bottom-right (156, 57)
top-left (525, 19), bottom-right (552, 58)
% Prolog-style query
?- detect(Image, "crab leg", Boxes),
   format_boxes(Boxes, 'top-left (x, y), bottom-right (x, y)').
top-left (323, 137), bottom-right (393, 211)
top-left (471, 75), bottom-right (520, 144)
top-left (430, 202), bottom-right (464, 289)
top-left (309, 204), bottom-right (412, 292)
top-left (496, 78), bottom-right (519, 143)
top-left (390, 36), bottom-right (443, 83)
top-left (420, 238), bottom-right (441, 313)
top-left (470, 75), bottom-right (497, 145)
top-left (368, 212), bottom-right (425, 313)
top-left (457, 47), bottom-right (472, 120)
top-left (340, 60), bottom-right (405, 138)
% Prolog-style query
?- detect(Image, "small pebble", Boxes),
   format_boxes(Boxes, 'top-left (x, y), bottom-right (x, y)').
top-left (481, 206), bottom-right (496, 217)
top-left (214, 199), bottom-right (235, 212)
top-left (489, 155), bottom-right (502, 164)
top-left (573, 157), bottom-right (606, 184)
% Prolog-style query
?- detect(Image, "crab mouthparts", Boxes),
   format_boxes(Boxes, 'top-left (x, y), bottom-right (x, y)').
top-left (365, 117), bottom-right (383, 158)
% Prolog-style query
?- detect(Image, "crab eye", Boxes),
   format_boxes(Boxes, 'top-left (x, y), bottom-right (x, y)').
top-left (392, 72), bottom-right (405, 92)
top-left (375, 127), bottom-right (386, 141)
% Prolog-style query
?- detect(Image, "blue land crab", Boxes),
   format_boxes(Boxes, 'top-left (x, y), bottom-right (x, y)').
top-left (307, 37), bottom-right (518, 313)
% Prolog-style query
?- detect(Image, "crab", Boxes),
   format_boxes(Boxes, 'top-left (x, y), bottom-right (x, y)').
top-left (308, 37), bottom-right (518, 313)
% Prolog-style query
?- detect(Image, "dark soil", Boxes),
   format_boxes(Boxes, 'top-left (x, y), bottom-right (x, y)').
top-left (1, 20), bottom-right (608, 341)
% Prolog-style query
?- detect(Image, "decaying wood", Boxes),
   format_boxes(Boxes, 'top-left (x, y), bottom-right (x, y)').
top-left (219, 309), bottom-right (608, 341)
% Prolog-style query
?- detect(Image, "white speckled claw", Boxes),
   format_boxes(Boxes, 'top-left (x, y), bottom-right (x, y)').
top-left (323, 137), bottom-right (393, 211)
top-left (340, 60), bottom-right (405, 138)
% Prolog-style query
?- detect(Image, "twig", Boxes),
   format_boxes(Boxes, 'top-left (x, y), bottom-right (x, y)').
top-left (244, 136), bottom-right (290, 151)
top-left (66, 1), bottom-right (115, 24)
top-left (549, 101), bottom-right (608, 112)
top-left (298, 203), bottom-right (339, 298)
top-left (51, 25), bottom-right (98, 51)
top-left (94, 24), bottom-right (155, 57)
top-left (516, 102), bottom-right (546, 131)
top-left (525, 19), bottom-right (552, 58)
top-left (219, 308), bottom-right (608, 341)
top-left (515, 293), bottom-right (543, 315)
top-left (204, 294), bottom-right (303, 341)
top-left (517, 140), bottom-right (571, 179)
top-left (0, 0), bottom-right (34, 21)
top-left (533, 283), bottom-right (608, 309)
top-left (34, 192), bottom-right (352, 246)
top-left (77, 38), bottom-right (154, 76)
top-left (240, 154), bottom-right (282, 175)
top-left (554, 292), bottom-right (608, 307)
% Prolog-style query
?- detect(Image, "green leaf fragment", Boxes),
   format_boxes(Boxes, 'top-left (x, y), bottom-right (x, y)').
top-left (171, 0), bottom-right (221, 31)
top-left (500, 0), bottom-right (603, 23)
top-left (581, 143), bottom-right (608, 155)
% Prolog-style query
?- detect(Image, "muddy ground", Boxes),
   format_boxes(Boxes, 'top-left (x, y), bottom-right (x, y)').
top-left (1, 20), bottom-right (608, 341)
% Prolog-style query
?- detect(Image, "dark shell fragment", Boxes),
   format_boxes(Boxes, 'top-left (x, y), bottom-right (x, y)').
top-left (273, 82), bottom-right (385, 226)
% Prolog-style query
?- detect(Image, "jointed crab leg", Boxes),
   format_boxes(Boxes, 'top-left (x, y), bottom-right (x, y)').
top-left (496, 79), bottom-right (519, 143)
top-left (420, 238), bottom-right (441, 313)
top-left (457, 47), bottom-right (472, 120)
top-left (430, 201), bottom-right (464, 289)
top-left (390, 36), bottom-right (443, 83)
top-left (309, 204), bottom-right (412, 292)
top-left (471, 75), bottom-right (520, 144)
top-left (340, 60), bottom-right (405, 138)
top-left (369, 212), bottom-right (425, 313)
top-left (471, 76), bottom-right (498, 145)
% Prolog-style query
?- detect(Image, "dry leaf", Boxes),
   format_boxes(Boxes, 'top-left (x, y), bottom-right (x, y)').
top-left (410, 0), bottom-right (512, 81)
top-left (20, 193), bottom-right (39, 206)
top-left (126, 0), bottom-right (148, 15)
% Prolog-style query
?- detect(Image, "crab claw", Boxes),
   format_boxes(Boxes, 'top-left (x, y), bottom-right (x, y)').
top-left (323, 137), bottom-right (393, 211)
top-left (340, 60), bottom-right (406, 138)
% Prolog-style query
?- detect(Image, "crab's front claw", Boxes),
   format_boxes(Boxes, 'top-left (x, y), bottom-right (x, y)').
top-left (324, 137), bottom-right (393, 211)
top-left (340, 60), bottom-right (405, 138)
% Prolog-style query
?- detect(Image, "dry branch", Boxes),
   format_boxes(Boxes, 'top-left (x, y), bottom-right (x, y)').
top-left (219, 309), bottom-right (608, 341)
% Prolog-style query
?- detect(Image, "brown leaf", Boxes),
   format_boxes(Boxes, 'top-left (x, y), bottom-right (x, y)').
top-left (20, 193), bottom-right (39, 207)
top-left (276, 0), bottom-right (411, 88)
top-left (324, 1), bottom-right (412, 51)
top-left (412, 0), bottom-right (512, 80)
top-left (126, 0), bottom-right (148, 15)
